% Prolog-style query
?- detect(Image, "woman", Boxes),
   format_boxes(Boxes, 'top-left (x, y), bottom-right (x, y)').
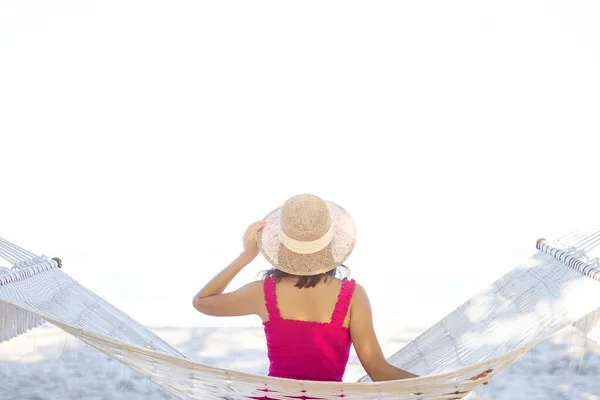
top-left (192, 194), bottom-right (490, 386)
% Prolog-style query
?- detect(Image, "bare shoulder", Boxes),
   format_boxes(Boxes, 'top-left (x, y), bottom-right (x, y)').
top-left (244, 280), bottom-right (264, 298)
top-left (246, 280), bottom-right (264, 290)
top-left (247, 280), bottom-right (268, 320)
top-left (192, 280), bottom-right (266, 318)
top-left (226, 280), bottom-right (264, 308)
top-left (348, 283), bottom-right (374, 328)
top-left (351, 283), bottom-right (370, 305)
top-left (354, 282), bottom-right (366, 292)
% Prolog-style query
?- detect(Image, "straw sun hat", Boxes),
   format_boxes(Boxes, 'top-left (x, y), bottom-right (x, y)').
top-left (257, 194), bottom-right (357, 276)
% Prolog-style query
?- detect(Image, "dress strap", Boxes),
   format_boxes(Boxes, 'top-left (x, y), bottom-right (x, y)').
top-left (263, 277), bottom-right (281, 321)
top-left (330, 278), bottom-right (356, 326)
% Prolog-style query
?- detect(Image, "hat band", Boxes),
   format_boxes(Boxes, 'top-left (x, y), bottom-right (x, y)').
top-left (278, 224), bottom-right (334, 254)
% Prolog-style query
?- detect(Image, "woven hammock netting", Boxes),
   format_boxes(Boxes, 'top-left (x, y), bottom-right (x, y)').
top-left (0, 231), bottom-right (599, 399)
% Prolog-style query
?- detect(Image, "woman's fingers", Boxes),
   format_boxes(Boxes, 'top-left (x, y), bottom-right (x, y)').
top-left (254, 220), bottom-right (266, 233)
top-left (250, 220), bottom-right (266, 237)
top-left (243, 224), bottom-right (254, 238)
top-left (470, 370), bottom-right (491, 380)
top-left (241, 221), bottom-right (266, 259)
top-left (470, 369), bottom-right (492, 386)
top-left (244, 221), bottom-right (262, 235)
top-left (243, 221), bottom-right (266, 243)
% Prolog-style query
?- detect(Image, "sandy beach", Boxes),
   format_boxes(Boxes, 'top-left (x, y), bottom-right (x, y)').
top-left (0, 325), bottom-right (598, 399)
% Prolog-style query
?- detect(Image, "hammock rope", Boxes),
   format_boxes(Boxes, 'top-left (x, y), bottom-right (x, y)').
top-left (1, 231), bottom-right (599, 399)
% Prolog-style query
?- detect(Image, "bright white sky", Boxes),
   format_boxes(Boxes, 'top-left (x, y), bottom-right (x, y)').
top-left (1, 1), bottom-right (599, 331)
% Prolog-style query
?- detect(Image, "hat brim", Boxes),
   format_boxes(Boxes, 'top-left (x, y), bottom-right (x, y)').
top-left (257, 200), bottom-right (356, 276)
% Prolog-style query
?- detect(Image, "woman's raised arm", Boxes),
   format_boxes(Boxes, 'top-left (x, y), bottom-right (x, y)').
top-left (192, 220), bottom-right (267, 318)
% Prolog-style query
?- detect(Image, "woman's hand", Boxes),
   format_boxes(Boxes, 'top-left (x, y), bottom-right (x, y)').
top-left (192, 220), bottom-right (267, 317)
top-left (470, 369), bottom-right (492, 385)
top-left (241, 220), bottom-right (266, 261)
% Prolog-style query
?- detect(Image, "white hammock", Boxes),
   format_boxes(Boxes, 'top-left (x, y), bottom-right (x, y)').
top-left (1, 231), bottom-right (600, 399)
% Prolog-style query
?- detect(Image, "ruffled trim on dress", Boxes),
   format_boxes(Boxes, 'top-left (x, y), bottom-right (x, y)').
top-left (263, 277), bottom-right (281, 320)
top-left (331, 278), bottom-right (356, 326)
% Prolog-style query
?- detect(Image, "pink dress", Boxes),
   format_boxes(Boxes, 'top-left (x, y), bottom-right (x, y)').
top-left (254, 277), bottom-right (356, 399)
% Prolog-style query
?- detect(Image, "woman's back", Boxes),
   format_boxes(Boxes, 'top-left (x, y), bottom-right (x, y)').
top-left (265, 276), bottom-right (352, 326)
top-left (263, 276), bottom-right (356, 382)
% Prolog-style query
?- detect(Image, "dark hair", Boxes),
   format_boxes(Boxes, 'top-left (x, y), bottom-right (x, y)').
top-left (261, 264), bottom-right (350, 289)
